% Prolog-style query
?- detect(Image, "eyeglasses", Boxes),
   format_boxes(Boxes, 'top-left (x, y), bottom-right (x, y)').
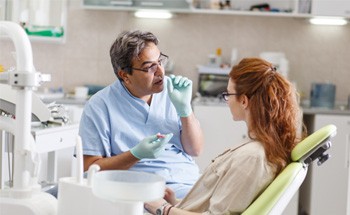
top-left (222, 92), bottom-right (239, 101)
top-left (128, 53), bottom-right (168, 74)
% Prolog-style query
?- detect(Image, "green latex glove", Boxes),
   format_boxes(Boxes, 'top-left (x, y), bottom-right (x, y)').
top-left (167, 75), bottom-right (193, 117)
top-left (130, 133), bottom-right (173, 159)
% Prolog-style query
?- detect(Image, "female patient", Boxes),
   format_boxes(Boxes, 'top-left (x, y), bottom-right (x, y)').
top-left (145, 57), bottom-right (306, 215)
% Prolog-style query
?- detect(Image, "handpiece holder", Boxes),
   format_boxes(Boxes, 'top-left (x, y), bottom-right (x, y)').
top-left (0, 83), bottom-right (51, 122)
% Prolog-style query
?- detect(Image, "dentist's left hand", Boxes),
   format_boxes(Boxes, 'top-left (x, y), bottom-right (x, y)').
top-left (167, 75), bottom-right (193, 117)
top-left (130, 133), bottom-right (173, 159)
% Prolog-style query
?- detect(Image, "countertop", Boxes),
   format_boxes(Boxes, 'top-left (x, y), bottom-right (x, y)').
top-left (302, 107), bottom-right (350, 115)
top-left (192, 97), bottom-right (350, 116)
top-left (35, 92), bottom-right (88, 106)
top-left (38, 94), bottom-right (350, 116)
top-left (42, 97), bottom-right (88, 106)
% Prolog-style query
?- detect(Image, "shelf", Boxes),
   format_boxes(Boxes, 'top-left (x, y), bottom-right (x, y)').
top-left (82, 4), bottom-right (350, 19)
top-left (28, 35), bottom-right (66, 44)
top-left (83, 5), bottom-right (311, 18)
top-left (0, 33), bottom-right (66, 44)
top-left (197, 65), bottom-right (231, 75)
top-left (187, 8), bottom-right (313, 18)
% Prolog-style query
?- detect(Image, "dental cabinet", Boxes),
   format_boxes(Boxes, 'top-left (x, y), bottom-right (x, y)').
top-left (1, 123), bottom-right (79, 189)
top-left (82, 0), bottom-right (350, 19)
top-left (300, 113), bottom-right (350, 215)
top-left (83, 0), bottom-right (190, 9)
top-left (32, 123), bottom-right (79, 184)
top-left (311, 0), bottom-right (350, 17)
top-left (0, 0), bottom-right (68, 43)
top-left (83, 0), bottom-right (297, 15)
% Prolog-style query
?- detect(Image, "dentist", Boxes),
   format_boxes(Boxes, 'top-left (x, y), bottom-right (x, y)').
top-left (79, 30), bottom-right (203, 198)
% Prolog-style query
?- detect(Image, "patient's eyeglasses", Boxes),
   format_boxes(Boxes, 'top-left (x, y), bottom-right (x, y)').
top-left (222, 92), bottom-right (239, 101)
top-left (128, 53), bottom-right (168, 74)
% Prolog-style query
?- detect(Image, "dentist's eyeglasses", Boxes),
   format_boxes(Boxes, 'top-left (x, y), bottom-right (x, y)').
top-left (222, 92), bottom-right (239, 101)
top-left (128, 53), bottom-right (168, 74)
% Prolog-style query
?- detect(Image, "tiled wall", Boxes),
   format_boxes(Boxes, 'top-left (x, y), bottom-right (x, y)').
top-left (1, 2), bottom-right (349, 102)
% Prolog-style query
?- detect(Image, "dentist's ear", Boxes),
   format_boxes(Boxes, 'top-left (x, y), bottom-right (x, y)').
top-left (118, 70), bottom-right (130, 83)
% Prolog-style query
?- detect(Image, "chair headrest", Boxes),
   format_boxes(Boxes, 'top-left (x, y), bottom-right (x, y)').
top-left (291, 124), bottom-right (337, 165)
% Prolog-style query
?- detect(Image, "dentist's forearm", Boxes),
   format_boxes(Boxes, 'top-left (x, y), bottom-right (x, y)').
top-left (180, 113), bottom-right (204, 156)
top-left (83, 151), bottom-right (139, 171)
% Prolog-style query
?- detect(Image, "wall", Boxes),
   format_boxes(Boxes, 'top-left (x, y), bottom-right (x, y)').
top-left (1, 1), bottom-right (350, 102)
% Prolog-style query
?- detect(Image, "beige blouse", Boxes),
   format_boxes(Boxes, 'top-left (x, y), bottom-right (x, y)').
top-left (176, 140), bottom-right (276, 215)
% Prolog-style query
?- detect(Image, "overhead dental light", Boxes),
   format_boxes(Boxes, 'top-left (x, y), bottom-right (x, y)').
top-left (134, 10), bottom-right (173, 19)
top-left (309, 17), bottom-right (348, 26)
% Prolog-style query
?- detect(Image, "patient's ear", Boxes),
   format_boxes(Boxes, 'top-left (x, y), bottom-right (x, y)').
top-left (241, 95), bottom-right (249, 109)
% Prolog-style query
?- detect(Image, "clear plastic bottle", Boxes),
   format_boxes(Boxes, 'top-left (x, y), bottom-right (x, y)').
top-left (216, 48), bottom-right (222, 67)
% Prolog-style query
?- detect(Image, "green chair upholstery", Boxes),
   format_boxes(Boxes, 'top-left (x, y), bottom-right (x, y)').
top-left (242, 124), bottom-right (337, 215)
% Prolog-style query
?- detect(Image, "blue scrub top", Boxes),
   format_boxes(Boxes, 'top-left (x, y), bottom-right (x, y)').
top-left (79, 79), bottom-right (200, 186)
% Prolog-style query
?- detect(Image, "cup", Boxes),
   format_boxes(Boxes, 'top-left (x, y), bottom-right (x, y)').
top-left (74, 86), bottom-right (89, 99)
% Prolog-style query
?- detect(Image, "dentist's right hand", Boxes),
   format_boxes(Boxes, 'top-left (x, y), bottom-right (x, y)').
top-left (130, 133), bottom-right (173, 159)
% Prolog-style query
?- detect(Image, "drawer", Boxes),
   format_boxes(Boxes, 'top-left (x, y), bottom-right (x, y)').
top-left (32, 124), bottom-right (79, 153)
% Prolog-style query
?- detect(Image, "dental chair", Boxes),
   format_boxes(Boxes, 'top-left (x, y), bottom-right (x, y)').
top-left (242, 124), bottom-right (337, 215)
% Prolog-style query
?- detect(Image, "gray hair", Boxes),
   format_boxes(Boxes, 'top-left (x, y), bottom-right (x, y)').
top-left (110, 30), bottom-right (159, 80)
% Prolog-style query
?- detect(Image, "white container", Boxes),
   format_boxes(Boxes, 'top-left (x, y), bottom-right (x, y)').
top-left (310, 83), bottom-right (336, 109)
top-left (74, 86), bottom-right (89, 99)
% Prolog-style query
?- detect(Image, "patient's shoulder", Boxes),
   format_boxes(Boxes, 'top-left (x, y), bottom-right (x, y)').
top-left (234, 140), bottom-right (265, 157)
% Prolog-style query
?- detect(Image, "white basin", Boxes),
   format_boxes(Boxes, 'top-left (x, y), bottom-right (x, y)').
top-left (92, 170), bottom-right (165, 203)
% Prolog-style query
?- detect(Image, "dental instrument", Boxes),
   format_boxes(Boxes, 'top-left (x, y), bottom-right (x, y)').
top-left (57, 136), bottom-right (166, 215)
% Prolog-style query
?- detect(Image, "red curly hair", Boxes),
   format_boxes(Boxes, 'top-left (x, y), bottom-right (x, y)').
top-left (229, 58), bottom-right (306, 175)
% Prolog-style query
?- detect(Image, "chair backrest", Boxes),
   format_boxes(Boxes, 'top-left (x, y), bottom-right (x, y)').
top-left (242, 124), bottom-right (337, 215)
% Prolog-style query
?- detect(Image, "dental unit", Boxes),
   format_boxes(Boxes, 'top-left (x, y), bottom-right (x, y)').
top-left (0, 20), bottom-right (57, 214)
top-left (0, 21), bottom-right (166, 215)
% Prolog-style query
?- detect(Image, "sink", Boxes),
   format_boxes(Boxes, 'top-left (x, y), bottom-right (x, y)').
top-left (92, 170), bottom-right (165, 202)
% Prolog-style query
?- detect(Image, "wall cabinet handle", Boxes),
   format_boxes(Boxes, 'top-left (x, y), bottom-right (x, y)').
top-left (346, 134), bottom-right (350, 169)
top-left (110, 1), bottom-right (132, 6)
top-left (140, 2), bottom-right (164, 7)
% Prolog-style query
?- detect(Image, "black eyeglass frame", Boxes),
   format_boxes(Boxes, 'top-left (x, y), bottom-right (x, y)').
top-left (222, 92), bottom-right (239, 101)
top-left (124, 53), bottom-right (169, 74)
